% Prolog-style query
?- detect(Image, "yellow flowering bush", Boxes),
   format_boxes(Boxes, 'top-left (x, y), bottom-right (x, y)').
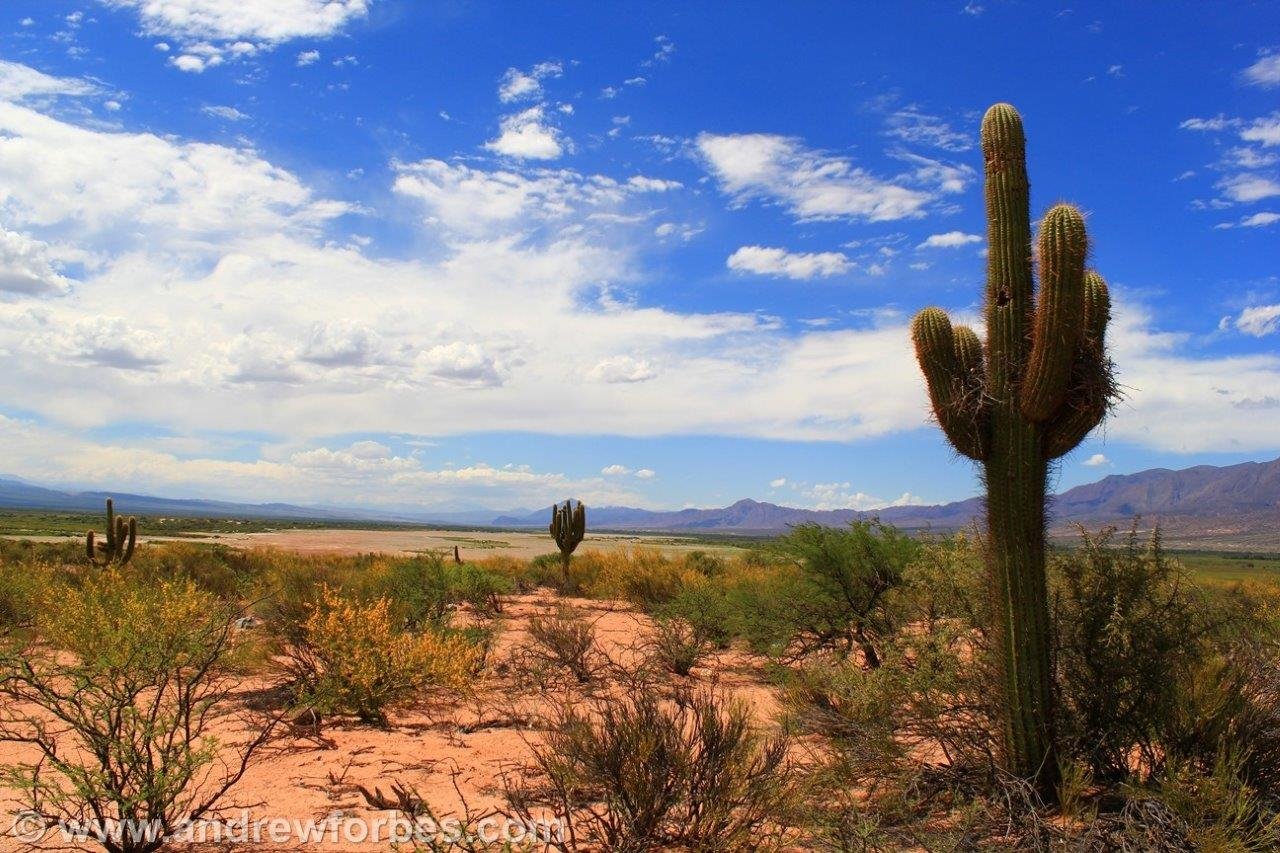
top-left (297, 587), bottom-right (479, 724)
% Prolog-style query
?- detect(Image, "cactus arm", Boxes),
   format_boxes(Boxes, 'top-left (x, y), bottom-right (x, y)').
top-left (121, 517), bottom-right (137, 564)
top-left (104, 497), bottom-right (116, 555)
top-left (1044, 271), bottom-right (1113, 458)
top-left (981, 102), bottom-right (1034, 394)
top-left (911, 308), bottom-right (989, 461)
top-left (1021, 204), bottom-right (1088, 422)
top-left (86, 530), bottom-right (98, 563)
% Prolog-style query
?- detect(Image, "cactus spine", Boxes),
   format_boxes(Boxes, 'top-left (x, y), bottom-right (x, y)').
top-left (911, 103), bottom-right (1115, 784)
top-left (549, 500), bottom-right (586, 580)
top-left (86, 497), bottom-right (137, 567)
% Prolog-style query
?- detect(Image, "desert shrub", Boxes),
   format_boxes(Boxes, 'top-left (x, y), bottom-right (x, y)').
top-left (1145, 749), bottom-right (1280, 852)
top-left (250, 550), bottom-right (353, 641)
top-left (127, 541), bottom-right (258, 600)
top-left (507, 684), bottom-right (794, 851)
top-left (0, 569), bottom-right (276, 853)
top-left (1051, 525), bottom-right (1280, 794)
top-left (681, 549), bottom-right (727, 577)
top-left (647, 616), bottom-right (710, 677)
top-left (452, 561), bottom-right (513, 615)
top-left (525, 606), bottom-right (599, 685)
top-left (288, 587), bottom-right (477, 724)
top-left (582, 548), bottom-right (700, 609)
top-left (655, 582), bottom-right (734, 647)
top-left (719, 561), bottom-right (813, 656)
top-left (0, 563), bottom-right (44, 631)
top-left (771, 521), bottom-right (916, 664)
top-left (525, 551), bottom-right (598, 595)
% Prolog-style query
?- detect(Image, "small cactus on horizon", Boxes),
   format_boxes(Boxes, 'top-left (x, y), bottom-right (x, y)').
top-left (86, 497), bottom-right (137, 567)
top-left (911, 103), bottom-right (1117, 786)
top-left (549, 500), bottom-right (586, 581)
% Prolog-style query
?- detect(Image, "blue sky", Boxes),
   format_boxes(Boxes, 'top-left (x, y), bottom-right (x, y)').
top-left (0, 1), bottom-right (1277, 512)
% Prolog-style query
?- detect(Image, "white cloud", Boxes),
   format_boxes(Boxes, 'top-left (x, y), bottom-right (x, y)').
top-left (961, 3), bottom-right (984, 15)
top-left (99, 0), bottom-right (370, 71)
top-left (484, 105), bottom-right (566, 160)
top-left (792, 481), bottom-right (926, 511)
top-left (0, 60), bottom-right (100, 101)
top-left (0, 228), bottom-right (73, 296)
top-left (769, 477), bottom-right (787, 488)
top-left (1082, 453), bottom-right (1110, 467)
top-left (696, 132), bottom-right (970, 222)
top-left (726, 245), bottom-right (851, 280)
top-left (201, 104), bottom-right (248, 121)
top-left (1179, 115), bottom-right (1240, 132)
top-left (296, 49), bottom-right (319, 66)
top-left (601, 464), bottom-right (630, 476)
top-left (1218, 174), bottom-right (1280, 202)
top-left (415, 342), bottom-right (505, 387)
top-left (1234, 305), bottom-right (1280, 337)
top-left (393, 159), bottom-right (665, 236)
top-left (497, 60), bottom-right (561, 103)
top-left (626, 175), bottom-right (681, 192)
top-left (1216, 211), bottom-right (1280, 229)
top-left (1244, 53), bottom-right (1280, 88)
top-left (585, 355), bottom-right (657, 384)
top-left (917, 231), bottom-right (982, 249)
top-left (634, 468), bottom-right (655, 479)
top-left (98, 0), bottom-right (371, 43)
top-left (883, 108), bottom-right (971, 152)
top-left (1242, 114), bottom-right (1280, 147)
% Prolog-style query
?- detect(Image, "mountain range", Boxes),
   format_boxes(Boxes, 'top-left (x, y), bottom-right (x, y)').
top-left (3, 456), bottom-right (1278, 549)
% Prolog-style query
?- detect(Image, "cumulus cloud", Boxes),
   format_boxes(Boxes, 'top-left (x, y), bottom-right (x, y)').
top-left (99, 0), bottom-right (371, 71)
top-left (296, 49), bottom-right (319, 66)
top-left (1083, 453), bottom-right (1111, 467)
top-left (0, 228), bottom-right (73, 296)
top-left (917, 231), bottom-right (982, 249)
top-left (1218, 174), bottom-right (1280, 202)
top-left (1216, 211), bottom-right (1280, 229)
top-left (99, 0), bottom-right (371, 43)
top-left (484, 105), bottom-right (567, 160)
top-left (1242, 114), bottom-right (1280, 147)
top-left (726, 245), bottom-right (851, 280)
top-left (696, 132), bottom-right (970, 222)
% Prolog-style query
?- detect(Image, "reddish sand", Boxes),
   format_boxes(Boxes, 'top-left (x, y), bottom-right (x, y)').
top-left (0, 593), bottom-right (782, 852)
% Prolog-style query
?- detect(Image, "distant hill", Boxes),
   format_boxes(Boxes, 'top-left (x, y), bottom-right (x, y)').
top-left (494, 458), bottom-right (1280, 548)
top-left (3, 456), bottom-right (1278, 549)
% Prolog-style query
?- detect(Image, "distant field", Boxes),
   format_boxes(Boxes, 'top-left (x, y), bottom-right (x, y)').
top-left (0, 510), bottom-right (752, 560)
top-left (1172, 550), bottom-right (1280, 587)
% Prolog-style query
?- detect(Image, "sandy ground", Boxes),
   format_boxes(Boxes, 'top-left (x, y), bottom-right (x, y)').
top-left (0, 592), bottom-right (782, 852)
top-left (12, 528), bottom-right (746, 560)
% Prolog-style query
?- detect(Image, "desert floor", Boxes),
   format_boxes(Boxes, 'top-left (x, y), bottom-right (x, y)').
top-left (12, 527), bottom-right (748, 561)
top-left (0, 591), bottom-right (783, 852)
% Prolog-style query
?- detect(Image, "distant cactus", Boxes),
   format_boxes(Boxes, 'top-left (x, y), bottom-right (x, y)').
top-left (911, 103), bottom-right (1116, 785)
top-left (549, 500), bottom-right (586, 580)
top-left (85, 497), bottom-right (137, 567)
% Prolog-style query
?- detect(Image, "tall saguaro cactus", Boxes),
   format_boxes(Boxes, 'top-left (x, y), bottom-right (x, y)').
top-left (86, 497), bottom-right (137, 568)
top-left (549, 500), bottom-right (586, 580)
top-left (911, 103), bottom-right (1115, 783)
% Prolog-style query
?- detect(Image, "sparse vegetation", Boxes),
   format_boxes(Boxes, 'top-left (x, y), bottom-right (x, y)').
top-left (0, 508), bottom-right (1277, 850)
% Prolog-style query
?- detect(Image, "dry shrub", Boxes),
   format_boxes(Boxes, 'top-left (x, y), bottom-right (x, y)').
top-left (647, 616), bottom-right (710, 677)
top-left (581, 548), bottom-right (699, 609)
top-left (0, 570), bottom-right (278, 853)
top-left (524, 606), bottom-right (600, 685)
top-left (507, 684), bottom-right (795, 851)
top-left (288, 587), bottom-right (478, 724)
